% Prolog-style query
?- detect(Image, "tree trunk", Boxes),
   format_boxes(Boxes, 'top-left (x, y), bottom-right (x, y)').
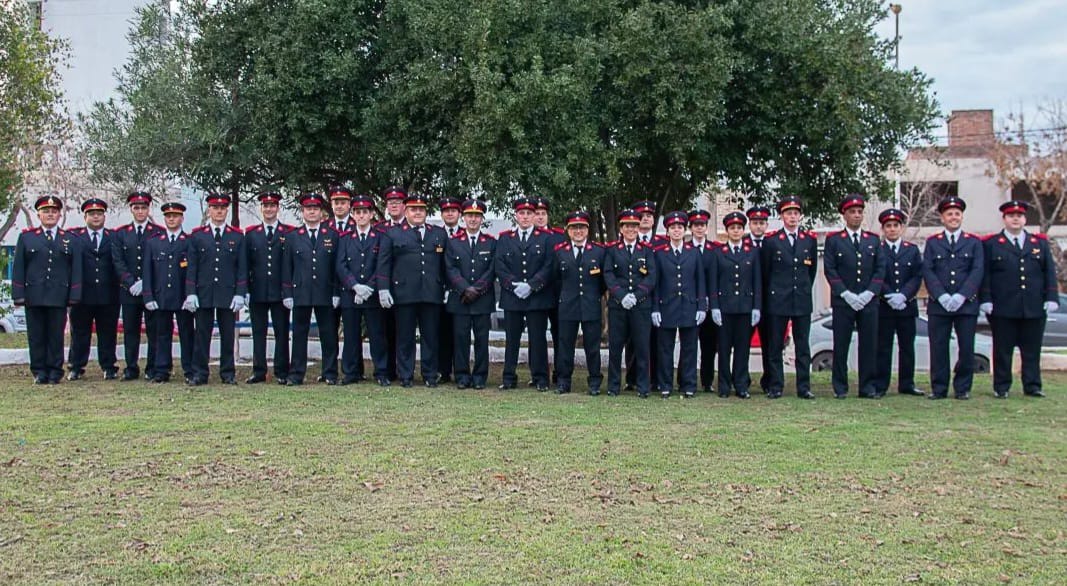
top-left (230, 185), bottom-right (241, 228)
top-left (0, 202), bottom-right (27, 243)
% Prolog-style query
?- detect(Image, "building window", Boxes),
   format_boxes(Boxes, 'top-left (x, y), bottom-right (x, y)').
top-left (899, 182), bottom-right (959, 227)
top-left (1012, 182), bottom-right (1065, 227)
top-left (27, 1), bottom-right (43, 30)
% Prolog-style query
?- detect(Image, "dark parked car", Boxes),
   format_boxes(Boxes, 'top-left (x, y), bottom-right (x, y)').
top-left (976, 293), bottom-right (1067, 348)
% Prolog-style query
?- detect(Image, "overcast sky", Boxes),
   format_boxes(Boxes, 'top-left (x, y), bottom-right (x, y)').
top-left (873, 0), bottom-right (1067, 139)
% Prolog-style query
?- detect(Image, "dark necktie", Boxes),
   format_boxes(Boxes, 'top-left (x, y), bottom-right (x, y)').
top-left (91, 231), bottom-right (98, 250)
top-left (521, 231), bottom-right (527, 245)
top-left (734, 245), bottom-right (740, 254)
top-left (267, 225), bottom-right (274, 243)
top-left (674, 248), bottom-right (681, 258)
top-left (852, 233), bottom-right (860, 249)
top-left (170, 234), bottom-right (176, 244)
top-left (576, 247), bottom-right (583, 264)
top-left (417, 227), bottom-right (424, 244)
top-left (137, 225), bottom-right (143, 238)
top-left (361, 232), bottom-right (367, 243)
top-left (627, 244), bottom-right (634, 256)
top-left (46, 230), bottom-right (53, 243)
top-left (310, 229), bottom-right (317, 247)
top-left (1016, 236), bottom-right (1023, 251)
top-left (789, 233), bottom-right (796, 248)
top-left (949, 233), bottom-right (956, 248)
top-left (470, 236), bottom-right (477, 249)
top-left (215, 228), bottom-right (222, 244)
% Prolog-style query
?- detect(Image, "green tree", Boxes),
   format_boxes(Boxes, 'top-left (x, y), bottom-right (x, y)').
top-left (0, 0), bottom-right (67, 229)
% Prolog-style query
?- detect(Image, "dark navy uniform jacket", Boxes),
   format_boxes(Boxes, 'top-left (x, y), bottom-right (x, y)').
top-left (759, 230), bottom-right (818, 316)
top-left (185, 224), bottom-right (248, 308)
top-left (445, 231), bottom-right (497, 315)
top-left (111, 222), bottom-right (163, 303)
top-left (553, 240), bottom-right (607, 321)
top-left (68, 227), bottom-right (119, 305)
top-left (281, 224), bottom-right (340, 306)
top-left (377, 222), bottom-right (448, 305)
top-left (336, 227), bottom-right (385, 309)
top-left (879, 240), bottom-right (923, 318)
top-left (495, 227), bottom-right (556, 312)
top-left (708, 241), bottom-right (762, 314)
top-left (603, 240), bottom-right (656, 310)
top-left (12, 227), bottom-right (82, 307)
top-left (327, 216), bottom-right (357, 235)
top-left (652, 242), bottom-right (707, 328)
top-left (245, 223), bottom-right (293, 304)
top-left (143, 232), bottom-right (191, 311)
top-left (823, 229), bottom-right (887, 309)
top-left (981, 231), bottom-right (1058, 319)
top-left (922, 231), bottom-right (984, 316)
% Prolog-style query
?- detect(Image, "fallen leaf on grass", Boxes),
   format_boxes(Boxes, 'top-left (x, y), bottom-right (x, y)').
top-left (491, 473), bottom-right (507, 483)
top-left (999, 450), bottom-right (1012, 466)
top-left (2, 457), bottom-right (23, 468)
top-left (0, 535), bottom-right (24, 547)
top-left (224, 528), bottom-right (238, 534)
top-left (125, 539), bottom-right (151, 552)
top-left (250, 450), bottom-right (266, 457)
top-left (904, 573), bottom-right (921, 582)
top-left (363, 481), bottom-right (383, 493)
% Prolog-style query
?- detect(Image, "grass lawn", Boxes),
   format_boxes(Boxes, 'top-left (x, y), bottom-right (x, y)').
top-left (1, 364), bottom-right (1065, 584)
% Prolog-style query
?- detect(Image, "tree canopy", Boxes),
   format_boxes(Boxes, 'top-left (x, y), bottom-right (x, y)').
top-left (82, 0), bottom-right (938, 232)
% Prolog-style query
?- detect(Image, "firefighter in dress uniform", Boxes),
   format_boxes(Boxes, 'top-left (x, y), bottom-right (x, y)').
top-left (533, 196), bottom-right (566, 386)
top-left (873, 208), bottom-right (925, 398)
top-left (552, 211), bottom-right (607, 395)
top-left (688, 209), bottom-right (721, 392)
top-left (375, 186), bottom-right (408, 381)
top-left (437, 196), bottom-right (465, 384)
top-left (244, 191), bottom-right (293, 385)
top-left (626, 200), bottom-right (669, 390)
top-left (444, 199), bottom-right (497, 389)
top-left (66, 198), bottom-right (119, 381)
top-left (604, 209), bottom-right (656, 397)
top-left (708, 211), bottom-right (762, 398)
top-left (142, 202), bottom-right (195, 384)
top-left (112, 191), bottom-right (163, 381)
top-left (980, 200), bottom-right (1058, 398)
top-left (652, 211), bottom-right (707, 398)
top-left (13, 195), bottom-right (82, 384)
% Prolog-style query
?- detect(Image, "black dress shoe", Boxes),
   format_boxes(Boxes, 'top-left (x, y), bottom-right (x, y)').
top-left (955, 393), bottom-right (970, 400)
top-left (638, 392), bottom-right (648, 399)
top-left (341, 377), bottom-right (360, 385)
top-left (377, 378), bottom-right (391, 387)
top-left (400, 379), bottom-right (413, 388)
top-left (858, 393), bottom-right (879, 400)
top-left (767, 391), bottom-right (783, 400)
top-left (703, 386), bottom-right (714, 394)
top-left (121, 371), bottom-right (139, 381)
top-left (286, 379), bottom-right (303, 386)
top-left (48, 378), bottom-right (61, 385)
top-left (456, 381), bottom-right (470, 389)
top-left (276, 378), bottom-right (289, 386)
top-left (899, 388), bottom-right (925, 396)
top-left (928, 393), bottom-right (947, 400)
top-left (683, 391), bottom-right (695, 399)
top-left (555, 386), bottom-right (571, 395)
top-left (67, 371), bottom-right (83, 381)
top-left (473, 383), bottom-right (485, 390)
top-left (1024, 390), bottom-right (1046, 398)
top-left (425, 380), bottom-right (437, 388)
top-left (797, 390), bottom-right (816, 400)
top-left (994, 391), bottom-right (1008, 399)
top-left (718, 392), bottom-right (730, 398)
top-left (498, 383), bottom-right (516, 390)
top-left (660, 391), bottom-right (671, 399)
top-left (437, 374), bottom-right (452, 384)
top-left (151, 376), bottom-right (169, 384)
top-left (318, 378), bottom-right (335, 386)
top-left (624, 384), bottom-right (635, 392)
top-left (834, 394), bottom-right (847, 400)
top-left (246, 375), bottom-right (266, 384)
top-left (103, 370), bottom-right (117, 380)
top-left (187, 378), bottom-right (205, 387)
top-left (536, 384), bottom-right (549, 392)
top-left (588, 389), bottom-right (600, 396)
top-left (221, 377), bottom-right (237, 385)
top-left (737, 391), bottom-right (751, 399)
top-left (607, 390), bottom-right (619, 397)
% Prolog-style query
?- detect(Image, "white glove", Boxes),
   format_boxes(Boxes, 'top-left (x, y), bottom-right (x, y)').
top-left (711, 309), bottom-right (723, 326)
top-left (751, 309), bottom-right (761, 327)
top-left (938, 294), bottom-right (953, 312)
top-left (444, 291), bottom-right (450, 304)
top-left (230, 295), bottom-right (245, 312)
top-left (353, 292), bottom-right (365, 305)
top-left (1045, 301), bottom-right (1059, 313)
top-left (513, 282), bottom-right (532, 299)
top-left (332, 296), bottom-right (340, 308)
top-left (379, 290), bottom-right (394, 308)
top-left (182, 295), bottom-right (199, 313)
top-left (651, 312), bottom-right (662, 327)
top-left (144, 301), bottom-right (159, 311)
top-left (283, 297), bottom-right (294, 310)
top-left (980, 302), bottom-right (993, 315)
top-left (887, 293), bottom-right (907, 308)
top-left (129, 279), bottom-right (143, 296)
top-left (857, 290), bottom-right (875, 307)
top-left (354, 284), bottom-right (374, 299)
top-left (841, 291), bottom-right (863, 311)
top-left (695, 311), bottom-right (706, 326)
top-left (621, 293), bottom-right (637, 309)
top-left (950, 294), bottom-right (966, 312)
top-left (244, 294), bottom-right (250, 306)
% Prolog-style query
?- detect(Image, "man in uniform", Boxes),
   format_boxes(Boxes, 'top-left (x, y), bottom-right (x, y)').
top-left (743, 204), bottom-right (772, 393)
top-left (143, 202), bottom-right (195, 384)
top-left (708, 211), bottom-right (762, 398)
top-left (328, 187), bottom-right (357, 233)
top-left (444, 199), bottom-right (496, 389)
top-left (13, 196), bottom-right (82, 384)
top-left (873, 208), bottom-right (925, 398)
top-left (923, 196), bottom-right (984, 400)
top-left (605, 210), bottom-right (656, 397)
top-left (627, 199), bottom-right (668, 390)
top-left (495, 198), bottom-right (555, 391)
top-left (66, 198), bottom-right (119, 381)
top-left (437, 197), bottom-right (464, 384)
top-left (112, 191), bottom-right (163, 381)
top-left (981, 200), bottom-right (1058, 398)
top-left (760, 196), bottom-right (818, 399)
top-left (244, 191), bottom-right (292, 384)
top-left (823, 194), bottom-right (886, 399)
top-left (377, 194), bottom-right (449, 387)
top-left (336, 194), bottom-right (389, 386)
top-left (375, 186), bottom-right (407, 381)
top-left (282, 194), bottom-right (341, 385)
top-left (551, 211), bottom-right (606, 395)
top-left (689, 209), bottom-right (721, 392)
top-left (652, 211), bottom-right (707, 398)
top-left (185, 194), bottom-right (248, 385)
top-left (533, 196), bottom-right (566, 386)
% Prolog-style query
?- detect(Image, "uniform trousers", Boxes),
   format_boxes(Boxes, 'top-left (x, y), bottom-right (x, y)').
top-left (607, 308), bottom-right (651, 395)
top-left (193, 307), bottom-right (236, 382)
top-left (452, 314), bottom-right (491, 386)
top-left (26, 306), bottom-right (68, 381)
top-left (765, 314), bottom-right (812, 395)
top-left (250, 301), bottom-right (290, 381)
top-left (830, 303), bottom-right (878, 397)
top-left (290, 305), bottom-right (338, 383)
top-left (717, 314), bottom-right (752, 396)
top-left (989, 316), bottom-right (1046, 395)
top-left (502, 310), bottom-right (549, 387)
top-left (154, 309), bottom-right (195, 380)
top-left (928, 313), bottom-right (977, 397)
top-left (556, 318), bottom-right (602, 392)
top-left (874, 314), bottom-right (917, 394)
top-left (341, 306), bottom-right (388, 381)
top-left (67, 303), bottom-right (119, 374)
top-left (395, 302), bottom-right (440, 383)
top-left (657, 326), bottom-right (698, 394)
top-left (121, 302), bottom-right (158, 377)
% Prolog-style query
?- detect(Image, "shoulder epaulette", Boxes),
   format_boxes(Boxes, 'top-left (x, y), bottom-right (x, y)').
top-left (22, 227), bottom-right (35, 234)
top-left (225, 225), bottom-right (240, 234)
top-left (902, 241), bottom-right (914, 247)
top-left (1033, 233), bottom-right (1049, 241)
top-left (479, 233), bottom-right (496, 241)
top-left (803, 230), bottom-right (816, 239)
top-left (592, 241), bottom-right (606, 248)
top-left (765, 230), bottom-right (779, 237)
top-left (452, 230), bottom-right (466, 239)
top-left (981, 233), bottom-right (998, 242)
top-left (245, 225), bottom-right (263, 234)
top-left (500, 229), bottom-right (515, 237)
top-left (962, 232), bottom-right (977, 239)
top-left (553, 241), bottom-right (569, 251)
top-left (653, 244), bottom-right (670, 252)
top-left (553, 227), bottom-right (565, 235)
top-left (929, 232), bottom-right (944, 241)
top-left (279, 223), bottom-right (295, 232)
top-left (69, 227), bottom-right (86, 234)
top-left (606, 240), bottom-right (620, 248)
top-left (192, 225), bottom-right (210, 233)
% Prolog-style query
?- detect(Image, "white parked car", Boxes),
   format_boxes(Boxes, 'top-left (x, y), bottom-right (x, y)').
top-left (808, 313), bottom-right (991, 374)
top-left (0, 305), bottom-right (27, 333)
